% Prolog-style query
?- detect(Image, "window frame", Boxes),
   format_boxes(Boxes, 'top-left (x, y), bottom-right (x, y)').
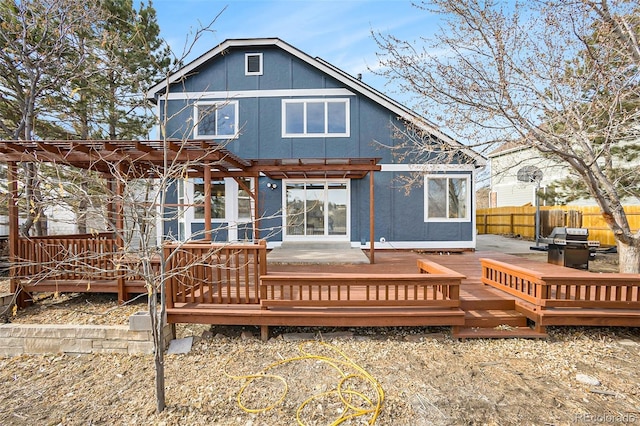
top-left (245, 53), bottom-right (263, 76)
top-left (281, 98), bottom-right (350, 138)
top-left (193, 180), bottom-right (226, 221)
top-left (236, 177), bottom-right (253, 223)
top-left (423, 174), bottom-right (471, 222)
top-left (193, 101), bottom-right (239, 139)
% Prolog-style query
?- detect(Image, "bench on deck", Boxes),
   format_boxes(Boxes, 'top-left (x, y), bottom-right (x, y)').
top-left (480, 258), bottom-right (640, 331)
top-left (256, 259), bottom-right (466, 340)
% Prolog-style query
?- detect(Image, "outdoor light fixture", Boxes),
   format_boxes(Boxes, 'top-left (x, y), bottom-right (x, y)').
top-left (266, 182), bottom-right (278, 190)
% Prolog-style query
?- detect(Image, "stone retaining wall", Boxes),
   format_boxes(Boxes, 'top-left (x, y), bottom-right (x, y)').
top-left (0, 312), bottom-right (174, 357)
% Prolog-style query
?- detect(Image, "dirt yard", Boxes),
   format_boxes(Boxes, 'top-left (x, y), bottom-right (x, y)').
top-left (1, 250), bottom-right (639, 425)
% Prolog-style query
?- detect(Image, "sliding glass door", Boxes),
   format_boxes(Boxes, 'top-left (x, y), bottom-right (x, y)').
top-left (284, 180), bottom-right (349, 240)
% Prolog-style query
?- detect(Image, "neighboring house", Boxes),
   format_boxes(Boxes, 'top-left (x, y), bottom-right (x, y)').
top-left (488, 143), bottom-right (569, 208)
top-left (146, 38), bottom-right (485, 250)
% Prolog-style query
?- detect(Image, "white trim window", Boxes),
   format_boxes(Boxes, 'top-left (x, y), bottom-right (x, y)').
top-left (194, 101), bottom-right (239, 139)
top-left (283, 179), bottom-right (350, 241)
top-left (282, 98), bottom-right (349, 137)
top-left (424, 174), bottom-right (470, 221)
top-left (236, 178), bottom-right (253, 222)
top-left (245, 53), bottom-right (263, 75)
top-left (193, 180), bottom-right (226, 220)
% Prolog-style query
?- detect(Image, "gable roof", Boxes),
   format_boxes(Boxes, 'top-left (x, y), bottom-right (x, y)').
top-left (147, 37), bottom-right (486, 167)
top-left (487, 141), bottom-right (532, 158)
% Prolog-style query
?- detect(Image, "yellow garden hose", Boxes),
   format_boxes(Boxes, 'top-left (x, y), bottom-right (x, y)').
top-left (224, 341), bottom-right (385, 425)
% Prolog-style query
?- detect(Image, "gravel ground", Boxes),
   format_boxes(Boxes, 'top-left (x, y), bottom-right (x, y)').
top-left (1, 322), bottom-right (639, 425)
top-left (1, 250), bottom-right (639, 425)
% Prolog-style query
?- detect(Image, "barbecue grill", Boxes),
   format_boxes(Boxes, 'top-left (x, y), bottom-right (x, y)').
top-left (540, 227), bottom-right (600, 270)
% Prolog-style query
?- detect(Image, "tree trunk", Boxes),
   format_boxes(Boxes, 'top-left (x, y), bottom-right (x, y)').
top-left (155, 341), bottom-right (166, 413)
top-left (617, 240), bottom-right (640, 274)
top-left (149, 289), bottom-right (166, 412)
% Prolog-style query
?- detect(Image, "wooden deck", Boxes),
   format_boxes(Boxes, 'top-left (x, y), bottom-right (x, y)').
top-left (165, 249), bottom-right (640, 340)
top-left (480, 255), bottom-right (640, 331)
top-left (11, 235), bottom-right (639, 340)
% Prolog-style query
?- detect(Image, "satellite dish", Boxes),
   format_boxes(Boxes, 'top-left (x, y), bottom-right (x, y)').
top-left (517, 166), bottom-right (543, 183)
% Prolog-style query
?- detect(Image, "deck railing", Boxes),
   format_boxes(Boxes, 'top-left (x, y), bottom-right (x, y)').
top-left (480, 258), bottom-right (640, 309)
top-left (16, 233), bottom-right (120, 282)
top-left (164, 240), bottom-right (267, 307)
top-left (260, 259), bottom-right (464, 309)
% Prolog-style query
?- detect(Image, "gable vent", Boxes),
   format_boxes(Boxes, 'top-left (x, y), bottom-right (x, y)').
top-left (245, 53), bottom-right (263, 75)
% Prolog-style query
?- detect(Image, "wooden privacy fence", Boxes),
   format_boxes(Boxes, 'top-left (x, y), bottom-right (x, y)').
top-left (164, 240), bottom-right (267, 307)
top-left (477, 205), bottom-right (640, 246)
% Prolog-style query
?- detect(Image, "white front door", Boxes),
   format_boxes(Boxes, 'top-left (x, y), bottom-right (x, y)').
top-left (283, 179), bottom-right (349, 241)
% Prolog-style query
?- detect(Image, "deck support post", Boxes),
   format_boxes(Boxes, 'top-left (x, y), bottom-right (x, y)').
top-left (260, 325), bottom-right (269, 342)
top-left (8, 162), bottom-right (29, 307)
top-left (115, 166), bottom-right (126, 304)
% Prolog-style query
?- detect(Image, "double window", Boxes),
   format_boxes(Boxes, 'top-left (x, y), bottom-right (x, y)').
top-left (282, 99), bottom-right (349, 137)
top-left (194, 101), bottom-right (238, 139)
top-left (424, 175), bottom-right (470, 221)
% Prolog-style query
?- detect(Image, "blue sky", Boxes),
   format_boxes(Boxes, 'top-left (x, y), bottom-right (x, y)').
top-left (152, 0), bottom-right (438, 106)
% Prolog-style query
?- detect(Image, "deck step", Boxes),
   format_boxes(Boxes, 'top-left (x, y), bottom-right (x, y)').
top-left (460, 300), bottom-right (515, 311)
top-left (453, 326), bottom-right (548, 340)
top-left (463, 309), bottom-right (528, 328)
top-left (459, 287), bottom-right (516, 311)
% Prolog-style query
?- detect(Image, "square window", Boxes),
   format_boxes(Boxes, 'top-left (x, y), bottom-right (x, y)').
top-left (424, 175), bottom-right (470, 221)
top-left (245, 53), bottom-right (263, 75)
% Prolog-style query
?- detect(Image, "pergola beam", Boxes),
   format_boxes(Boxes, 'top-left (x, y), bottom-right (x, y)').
top-left (0, 140), bottom-right (380, 257)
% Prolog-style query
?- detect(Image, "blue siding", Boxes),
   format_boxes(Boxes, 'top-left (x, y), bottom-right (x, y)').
top-left (159, 43), bottom-right (475, 246)
top-left (258, 178), bottom-right (283, 241)
top-left (350, 171), bottom-right (474, 244)
top-left (191, 223), bottom-right (228, 241)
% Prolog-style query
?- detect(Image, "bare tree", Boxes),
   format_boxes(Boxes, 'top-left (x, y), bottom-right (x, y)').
top-left (374, 0), bottom-right (640, 273)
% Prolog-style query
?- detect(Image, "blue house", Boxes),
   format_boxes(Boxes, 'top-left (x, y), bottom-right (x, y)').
top-left (146, 38), bottom-right (485, 251)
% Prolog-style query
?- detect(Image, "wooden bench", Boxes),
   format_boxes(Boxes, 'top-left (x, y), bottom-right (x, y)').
top-left (256, 259), bottom-right (466, 340)
top-left (480, 258), bottom-right (640, 331)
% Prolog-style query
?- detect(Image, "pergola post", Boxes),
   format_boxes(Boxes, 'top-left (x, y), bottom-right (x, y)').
top-left (7, 162), bottom-right (26, 305)
top-left (115, 165), bottom-right (126, 303)
top-left (253, 175), bottom-right (260, 241)
top-left (203, 163), bottom-right (212, 241)
top-left (369, 170), bottom-right (375, 264)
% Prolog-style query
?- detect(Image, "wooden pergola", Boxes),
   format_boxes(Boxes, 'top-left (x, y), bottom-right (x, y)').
top-left (0, 139), bottom-right (381, 264)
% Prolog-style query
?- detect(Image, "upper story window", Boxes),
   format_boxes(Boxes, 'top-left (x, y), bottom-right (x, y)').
top-left (194, 101), bottom-right (238, 139)
top-left (282, 99), bottom-right (350, 137)
top-left (424, 174), bottom-right (470, 221)
top-left (245, 53), bottom-right (263, 75)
